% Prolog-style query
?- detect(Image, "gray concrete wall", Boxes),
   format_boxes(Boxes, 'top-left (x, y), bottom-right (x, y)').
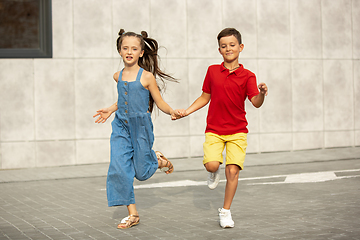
top-left (0, 0), bottom-right (359, 169)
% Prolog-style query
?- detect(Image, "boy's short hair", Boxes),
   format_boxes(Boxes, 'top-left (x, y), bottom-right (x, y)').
top-left (217, 28), bottom-right (242, 45)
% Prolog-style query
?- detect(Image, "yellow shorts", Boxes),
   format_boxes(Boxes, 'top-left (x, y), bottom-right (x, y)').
top-left (203, 132), bottom-right (247, 170)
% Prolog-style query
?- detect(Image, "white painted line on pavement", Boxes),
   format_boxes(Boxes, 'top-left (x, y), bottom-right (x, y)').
top-left (99, 169), bottom-right (360, 190)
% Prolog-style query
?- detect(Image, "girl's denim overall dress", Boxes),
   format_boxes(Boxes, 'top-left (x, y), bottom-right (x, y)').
top-left (107, 68), bottom-right (158, 207)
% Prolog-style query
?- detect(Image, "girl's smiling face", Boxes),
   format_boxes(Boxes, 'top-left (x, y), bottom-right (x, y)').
top-left (218, 35), bottom-right (244, 63)
top-left (119, 36), bottom-right (144, 66)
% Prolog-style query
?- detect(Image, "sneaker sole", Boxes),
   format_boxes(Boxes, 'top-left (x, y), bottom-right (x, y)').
top-left (220, 224), bottom-right (234, 228)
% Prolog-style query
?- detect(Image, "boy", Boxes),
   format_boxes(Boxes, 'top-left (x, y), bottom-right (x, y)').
top-left (176, 28), bottom-right (268, 228)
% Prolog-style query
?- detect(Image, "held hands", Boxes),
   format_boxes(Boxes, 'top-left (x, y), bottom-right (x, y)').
top-left (171, 109), bottom-right (187, 120)
top-left (170, 109), bottom-right (182, 120)
top-left (258, 83), bottom-right (268, 96)
top-left (93, 108), bottom-right (113, 123)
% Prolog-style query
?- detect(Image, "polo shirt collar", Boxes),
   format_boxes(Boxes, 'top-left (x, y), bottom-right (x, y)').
top-left (220, 62), bottom-right (244, 76)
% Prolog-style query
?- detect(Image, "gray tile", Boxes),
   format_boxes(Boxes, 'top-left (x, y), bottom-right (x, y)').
top-left (353, 0), bottom-right (360, 59)
top-left (323, 60), bottom-right (353, 131)
top-left (247, 133), bottom-right (260, 153)
top-left (322, 0), bottom-right (352, 59)
top-left (34, 59), bottom-right (75, 140)
top-left (222, 0), bottom-right (257, 58)
top-left (112, 0), bottom-right (150, 58)
top-left (73, 0), bottom-right (112, 58)
top-left (259, 132), bottom-right (292, 152)
top-left (292, 60), bottom-right (323, 131)
top-left (257, 0), bottom-right (290, 58)
top-left (0, 60), bottom-right (34, 141)
top-left (290, 0), bottom-right (322, 58)
top-left (354, 60), bottom-right (360, 130)
top-left (150, 0), bottom-right (187, 58)
top-left (52, 0), bottom-right (73, 58)
top-left (36, 141), bottom-right (75, 167)
top-left (76, 139), bottom-right (110, 165)
top-left (190, 136), bottom-right (205, 157)
top-left (153, 136), bottom-right (190, 158)
top-left (293, 132), bottom-right (324, 150)
top-left (187, 0), bottom-right (222, 58)
top-left (75, 59), bottom-right (115, 139)
top-left (1, 142), bottom-right (36, 169)
top-left (258, 60), bottom-right (292, 133)
top-left (324, 131), bottom-right (354, 148)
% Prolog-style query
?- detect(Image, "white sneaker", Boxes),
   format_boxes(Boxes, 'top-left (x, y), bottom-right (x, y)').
top-left (218, 208), bottom-right (234, 228)
top-left (207, 167), bottom-right (220, 189)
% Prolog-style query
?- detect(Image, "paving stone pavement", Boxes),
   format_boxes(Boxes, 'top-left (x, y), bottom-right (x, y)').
top-left (0, 147), bottom-right (359, 240)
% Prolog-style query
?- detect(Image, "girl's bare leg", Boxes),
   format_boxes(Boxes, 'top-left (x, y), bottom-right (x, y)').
top-left (117, 204), bottom-right (139, 229)
top-left (127, 204), bottom-right (138, 216)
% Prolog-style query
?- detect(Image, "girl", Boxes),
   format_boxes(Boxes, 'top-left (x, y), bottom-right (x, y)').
top-left (93, 29), bottom-right (178, 229)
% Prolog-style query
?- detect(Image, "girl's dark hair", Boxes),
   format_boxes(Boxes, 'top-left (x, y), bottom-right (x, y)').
top-left (217, 28), bottom-right (242, 45)
top-left (116, 29), bottom-right (176, 113)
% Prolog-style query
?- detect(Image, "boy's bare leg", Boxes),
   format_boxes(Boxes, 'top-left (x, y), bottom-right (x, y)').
top-left (223, 164), bottom-right (240, 209)
top-left (204, 161), bottom-right (220, 172)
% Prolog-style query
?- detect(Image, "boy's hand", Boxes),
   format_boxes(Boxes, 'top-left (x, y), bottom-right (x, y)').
top-left (178, 109), bottom-right (187, 117)
top-left (258, 83), bottom-right (268, 96)
top-left (171, 109), bottom-right (186, 120)
top-left (93, 108), bottom-right (112, 123)
top-left (170, 109), bottom-right (182, 120)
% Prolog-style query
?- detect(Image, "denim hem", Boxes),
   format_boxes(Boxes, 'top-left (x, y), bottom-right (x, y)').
top-left (108, 198), bottom-right (135, 207)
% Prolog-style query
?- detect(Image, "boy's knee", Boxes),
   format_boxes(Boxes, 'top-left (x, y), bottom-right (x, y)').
top-left (226, 165), bottom-right (240, 178)
top-left (204, 161), bottom-right (220, 172)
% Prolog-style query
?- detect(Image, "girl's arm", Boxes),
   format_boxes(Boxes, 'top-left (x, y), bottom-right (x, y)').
top-left (93, 71), bottom-right (120, 123)
top-left (93, 72), bottom-right (120, 123)
top-left (145, 72), bottom-right (178, 119)
top-left (93, 102), bottom-right (118, 123)
top-left (251, 82), bottom-right (268, 108)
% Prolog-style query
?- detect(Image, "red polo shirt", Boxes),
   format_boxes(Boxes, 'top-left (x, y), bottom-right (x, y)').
top-left (202, 63), bottom-right (259, 135)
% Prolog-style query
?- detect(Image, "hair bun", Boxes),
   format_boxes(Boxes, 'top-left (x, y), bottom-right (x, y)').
top-left (141, 31), bottom-right (148, 38)
top-left (118, 29), bottom-right (125, 36)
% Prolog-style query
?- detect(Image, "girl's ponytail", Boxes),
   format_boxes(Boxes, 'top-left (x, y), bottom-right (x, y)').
top-left (138, 31), bottom-right (177, 113)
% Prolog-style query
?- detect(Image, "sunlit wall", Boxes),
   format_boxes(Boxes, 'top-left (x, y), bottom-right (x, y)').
top-left (0, 0), bottom-right (359, 169)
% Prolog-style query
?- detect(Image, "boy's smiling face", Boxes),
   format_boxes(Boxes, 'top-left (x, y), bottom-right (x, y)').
top-left (218, 35), bottom-right (244, 63)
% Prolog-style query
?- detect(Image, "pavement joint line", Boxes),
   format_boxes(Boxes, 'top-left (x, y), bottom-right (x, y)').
top-left (97, 168), bottom-right (360, 190)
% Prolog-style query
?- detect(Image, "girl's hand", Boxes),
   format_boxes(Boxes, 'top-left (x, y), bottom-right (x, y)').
top-left (93, 108), bottom-right (112, 123)
top-left (171, 109), bottom-right (186, 120)
top-left (170, 109), bottom-right (182, 120)
top-left (258, 83), bottom-right (268, 96)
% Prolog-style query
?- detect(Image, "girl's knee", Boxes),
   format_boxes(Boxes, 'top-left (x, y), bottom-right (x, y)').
top-left (135, 171), bottom-right (153, 181)
top-left (135, 175), bottom-right (148, 181)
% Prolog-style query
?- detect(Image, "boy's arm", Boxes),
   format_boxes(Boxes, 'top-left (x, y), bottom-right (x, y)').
top-left (184, 92), bottom-right (211, 116)
top-left (250, 83), bottom-right (268, 108)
